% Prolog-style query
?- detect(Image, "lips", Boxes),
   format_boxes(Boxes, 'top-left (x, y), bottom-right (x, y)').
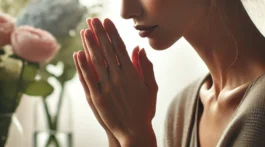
top-left (133, 24), bottom-right (158, 37)
top-left (134, 25), bottom-right (158, 31)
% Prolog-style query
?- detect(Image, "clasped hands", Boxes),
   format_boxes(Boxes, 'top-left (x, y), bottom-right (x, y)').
top-left (73, 17), bottom-right (158, 147)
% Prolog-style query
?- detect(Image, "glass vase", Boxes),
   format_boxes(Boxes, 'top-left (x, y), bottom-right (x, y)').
top-left (33, 91), bottom-right (73, 147)
top-left (0, 113), bottom-right (24, 147)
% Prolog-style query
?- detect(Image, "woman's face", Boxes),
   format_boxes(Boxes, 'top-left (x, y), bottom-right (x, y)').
top-left (120, 0), bottom-right (207, 50)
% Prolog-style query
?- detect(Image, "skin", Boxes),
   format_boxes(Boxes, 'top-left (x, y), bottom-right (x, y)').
top-left (74, 0), bottom-right (265, 146)
top-left (74, 18), bottom-right (158, 147)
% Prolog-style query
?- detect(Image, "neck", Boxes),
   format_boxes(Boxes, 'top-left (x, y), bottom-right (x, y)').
top-left (184, 0), bottom-right (265, 97)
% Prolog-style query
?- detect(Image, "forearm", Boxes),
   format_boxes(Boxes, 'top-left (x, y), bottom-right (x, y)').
top-left (108, 137), bottom-right (121, 147)
top-left (107, 132), bottom-right (121, 147)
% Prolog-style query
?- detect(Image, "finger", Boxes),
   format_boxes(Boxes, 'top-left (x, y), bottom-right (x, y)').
top-left (131, 46), bottom-right (143, 80)
top-left (84, 22), bottom-right (128, 121)
top-left (87, 19), bottom-right (109, 68)
top-left (73, 52), bottom-right (91, 96)
top-left (139, 49), bottom-right (158, 90)
top-left (73, 52), bottom-right (114, 135)
top-left (76, 50), bottom-right (98, 94)
top-left (103, 18), bottom-right (133, 69)
top-left (139, 49), bottom-right (158, 119)
top-left (77, 50), bottom-right (120, 132)
top-left (87, 18), bottom-right (130, 120)
top-left (88, 18), bottom-right (122, 67)
top-left (85, 28), bottom-right (109, 82)
top-left (80, 29), bottom-right (92, 62)
top-left (86, 18), bottom-right (93, 33)
top-left (80, 29), bottom-right (89, 57)
top-left (80, 29), bottom-right (99, 81)
top-left (90, 18), bottom-right (119, 71)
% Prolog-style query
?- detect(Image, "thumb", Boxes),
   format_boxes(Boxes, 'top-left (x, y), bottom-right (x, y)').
top-left (131, 46), bottom-right (143, 79)
top-left (139, 48), bottom-right (158, 119)
top-left (138, 48), bottom-right (158, 93)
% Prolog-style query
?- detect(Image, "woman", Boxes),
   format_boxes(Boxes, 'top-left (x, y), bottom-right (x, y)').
top-left (73, 0), bottom-right (265, 146)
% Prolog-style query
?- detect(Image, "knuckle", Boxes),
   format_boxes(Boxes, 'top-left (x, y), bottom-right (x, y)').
top-left (94, 98), bottom-right (105, 106)
top-left (91, 56), bottom-right (98, 64)
top-left (148, 62), bottom-right (153, 67)
top-left (93, 94), bottom-right (106, 106)
top-left (91, 55), bottom-right (101, 65)
top-left (152, 81), bottom-right (159, 92)
top-left (111, 74), bottom-right (122, 86)
top-left (154, 84), bottom-right (159, 92)
top-left (83, 71), bottom-right (90, 79)
top-left (101, 43), bottom-right (110, 51)
top-left (101, 82), bottom-right (113, 94)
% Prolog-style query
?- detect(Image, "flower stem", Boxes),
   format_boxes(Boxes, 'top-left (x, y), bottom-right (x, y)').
top-left (42, 97), bottom-right (60, 147)
top-left (42, 97), bottom-right (53, 129)
top-left (43, 68), bottom-right (67, 147)
top-left (53, 82), bottom-right (65, 130)
top-left (45, 135), bottom-right (60, 147)
top-left (11, 59), bottom-right (25, 113)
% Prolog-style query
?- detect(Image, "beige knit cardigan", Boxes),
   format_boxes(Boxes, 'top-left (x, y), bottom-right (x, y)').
top-left (163, 72), bottom-right (265, 147)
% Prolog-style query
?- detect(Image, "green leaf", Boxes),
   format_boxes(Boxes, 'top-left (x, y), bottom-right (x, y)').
top-left (20, 63), bottom-right (39, 93)
top-left (0, 57), bottom-right (22, 99)
top-left (22, 64), bottom-right (38, 81)
top-left (23, 80), bottom-right (54, 97)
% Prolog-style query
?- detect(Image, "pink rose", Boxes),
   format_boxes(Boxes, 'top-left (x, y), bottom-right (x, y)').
top-left (11, 26), bottom-right (60, 63)
top-left (0, 12), bottom-right (16, 47)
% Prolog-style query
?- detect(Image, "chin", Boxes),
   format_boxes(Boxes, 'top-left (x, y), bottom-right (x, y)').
top-left (148, 35), bottom-right (182, 50)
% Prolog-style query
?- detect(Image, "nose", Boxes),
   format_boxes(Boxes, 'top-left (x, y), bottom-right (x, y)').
top-left (120, 0), bottom-right (142, 19)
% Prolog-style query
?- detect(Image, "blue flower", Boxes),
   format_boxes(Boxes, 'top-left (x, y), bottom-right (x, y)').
top-left (16, 0), bottom-right (87, 37)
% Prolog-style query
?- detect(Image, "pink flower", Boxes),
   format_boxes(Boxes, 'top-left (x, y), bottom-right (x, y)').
top-left (0, 12), bottom-right (16, 47)
top-left (11, 26), bottom-right (60, 63)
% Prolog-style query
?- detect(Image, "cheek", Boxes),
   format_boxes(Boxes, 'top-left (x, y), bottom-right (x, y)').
top-left (142, 0), bottom-right (202, 49)
top-left (142, 0), bottom-right (159, 9)
top-left (145, 0), bottom-right (190, 33)
top-left (144, 0), bottom-right (169, 17)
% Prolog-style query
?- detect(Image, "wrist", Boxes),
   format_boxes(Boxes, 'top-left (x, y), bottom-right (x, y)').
top-left (120, 124), bottom-right (157, 147)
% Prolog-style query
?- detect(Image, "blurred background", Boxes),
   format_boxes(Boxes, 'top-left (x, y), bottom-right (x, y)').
top-left (1, 0), bottom-right (264, 146)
